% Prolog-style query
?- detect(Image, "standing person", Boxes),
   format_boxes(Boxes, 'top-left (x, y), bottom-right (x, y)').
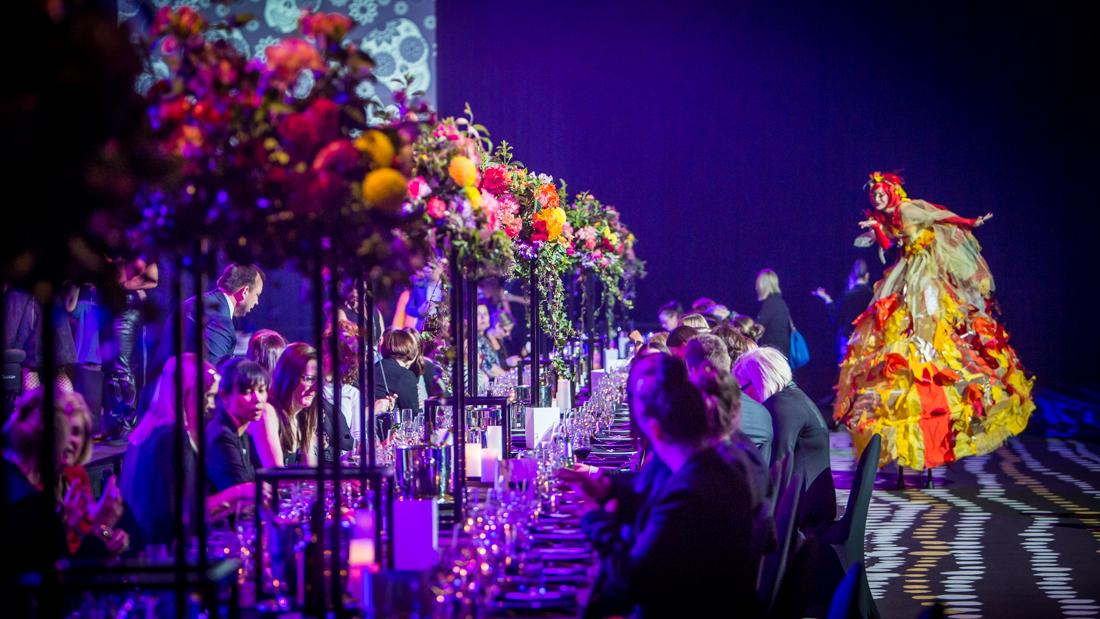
top-left (813, 258), bottom-right (874, 363)
top-left (754, 269), bottom-right (791, 360)
top-left (206, 358), bottom-right (268, 492)
top-left (154, 263), bottom-right (265, 381)
top-left (103, 255), bottom-right (158, 439)
top-left (734, 347), bottom-right (835, 530)
top-left (66, 283), bottom-right (104, 432)
top-left (2, 285), bottom-right (77, 392)
top-left (835, 172), bottom-right (1034, 485)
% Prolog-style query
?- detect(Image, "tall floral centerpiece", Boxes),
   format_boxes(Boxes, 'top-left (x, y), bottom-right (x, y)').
top-left (137, 7), bottom-right (425, 286)
top-left (569, 192), bottom-right (645, 330)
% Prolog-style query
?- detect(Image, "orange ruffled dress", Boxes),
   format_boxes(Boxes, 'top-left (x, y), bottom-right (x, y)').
top-left (834, 199), bottom-right (1034, 469)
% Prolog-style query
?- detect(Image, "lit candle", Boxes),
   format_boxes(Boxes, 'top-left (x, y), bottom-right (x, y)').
top-left (464, 442), bottom-right (482, 477)
top-left (480, 448), bottom-right (499, 483)
top-left (485, 425), bottom-right (503, 454)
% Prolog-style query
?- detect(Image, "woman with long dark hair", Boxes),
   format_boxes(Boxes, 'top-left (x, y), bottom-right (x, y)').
top-left (252, 343), bottom-right (318, 467)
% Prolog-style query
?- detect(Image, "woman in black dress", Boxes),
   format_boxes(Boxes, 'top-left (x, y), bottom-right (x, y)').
top-left (733, 346), bottom-right (836, 530)
top-left (754, 268), bottom-right (792, 360)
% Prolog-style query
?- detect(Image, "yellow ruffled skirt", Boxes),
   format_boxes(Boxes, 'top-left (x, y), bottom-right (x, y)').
top-left (835, 243), bottom-right (1035, 469)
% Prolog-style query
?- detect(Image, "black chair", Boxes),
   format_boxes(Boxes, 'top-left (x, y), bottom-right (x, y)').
top-left (822, 434), bottom-right (881, 618)
top-left (777, 434), bottom-right (882, 618)
top-left (827, 561), bottom-right (865, 619)
top-left (758, 470), bottom-right (803, 615)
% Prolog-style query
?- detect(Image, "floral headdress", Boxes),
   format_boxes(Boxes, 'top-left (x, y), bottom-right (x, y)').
top-left (866, 171), bottom-right (908, 202)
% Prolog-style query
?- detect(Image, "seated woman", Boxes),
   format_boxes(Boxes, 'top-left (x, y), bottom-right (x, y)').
top-left (475, 304), bottom-right (505, 394)
top-left (404, 327), bottom-right (443, 403)
top-left (206, 358), bottom-right (269, 492)
top-left (733, 346), bottom-right (836, 529)
top-left (58, 396), bottom-right (136, 559)
top-left (251, 343), bottom-right (318, 468)
top-left (606, 353), bottom-right (759, 617)
top-left (4, 388), bottom-right (81, 575)
top-left (374, 328), bottom-right (421, 414)
top-left (485, 309), bottom-right (520, 370)
top-left (123, 355), bottom-right (255, 547)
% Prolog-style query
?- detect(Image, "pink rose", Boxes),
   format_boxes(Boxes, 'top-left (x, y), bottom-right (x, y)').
top-left (407, 176), bottom-right (430, 200)
top-left (426, 197), bottom-right (447, 219)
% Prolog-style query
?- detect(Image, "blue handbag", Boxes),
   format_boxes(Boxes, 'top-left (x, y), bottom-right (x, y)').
top-left (789, 320), bottom-right (810, 369)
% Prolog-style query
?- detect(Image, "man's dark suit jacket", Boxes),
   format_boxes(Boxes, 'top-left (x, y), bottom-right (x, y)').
top-left (155, 290), bottom-right (236, 371)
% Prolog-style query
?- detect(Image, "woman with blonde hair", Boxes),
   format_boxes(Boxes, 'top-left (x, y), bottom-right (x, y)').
top-left (733, 346), bottom-right (834, 528)
top-left (122, 355), bottom-right (254, 547)
top-left (754, 269), bottom-right (792, 360)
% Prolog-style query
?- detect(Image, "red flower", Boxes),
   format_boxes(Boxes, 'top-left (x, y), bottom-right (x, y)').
top-left (157, 98), bottom-right (189, 125)
top-left (306, 171), bottom-right (347, 211)
top-left (531, 218), bottom-right (549, 243)
top-left (278, 98), bottom-right (340, 160)
top-left (311, 139), bottom-right (359, 174)
top-left (480, 166), bottom-right (509, 196)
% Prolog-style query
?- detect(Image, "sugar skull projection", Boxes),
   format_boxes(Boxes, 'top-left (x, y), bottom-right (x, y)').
top-left (360, 18), bottom-right (432, 96)
top-left (264, 0), bottom-right (322, 34)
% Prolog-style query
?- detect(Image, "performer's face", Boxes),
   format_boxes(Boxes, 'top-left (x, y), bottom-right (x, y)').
top-left (871, 187), bottom-right (890, 211)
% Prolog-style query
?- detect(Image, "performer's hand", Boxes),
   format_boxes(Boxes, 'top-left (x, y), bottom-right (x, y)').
top-left (974, 212), bottom-right (993, 227)
top-left (811, 288), bottom-right (833, 304)
top-left (858, 218), bottom-right (877, 229)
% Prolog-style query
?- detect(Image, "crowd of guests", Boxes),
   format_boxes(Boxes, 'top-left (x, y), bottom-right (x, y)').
top-left (2, 261), bottom-right (531, 582)
top-left (559, 268), bottom-right (838, 617)
top-left (4, 261), bottom-right (846, 616)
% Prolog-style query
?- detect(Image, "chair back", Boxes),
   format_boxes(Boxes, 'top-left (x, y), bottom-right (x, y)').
top-left (827, 561), bottom-right (865, 619)
top-left (758, 470), bottom-right (803, 613)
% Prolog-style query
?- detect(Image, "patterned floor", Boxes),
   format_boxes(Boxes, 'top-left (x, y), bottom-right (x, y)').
top-left (831, 386), bottom-right (1100, 618)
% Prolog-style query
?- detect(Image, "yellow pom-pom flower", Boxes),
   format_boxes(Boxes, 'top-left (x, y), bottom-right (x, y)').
top-left (448, 155), bottom-right (479, 188)
top-left (354, 130), bottom-right (395, 168)
top-left (464, 186), bottom-right (482, 211)
top-left (362, 168), bottom-right (407, 213)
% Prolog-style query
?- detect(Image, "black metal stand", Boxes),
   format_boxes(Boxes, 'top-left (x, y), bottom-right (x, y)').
top-left (449, 250), bottom-right (467, 523)
top-left (528, 259), bottom-right (541, 404)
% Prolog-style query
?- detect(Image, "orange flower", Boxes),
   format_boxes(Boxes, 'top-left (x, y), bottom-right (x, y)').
top-left (265, 38), bottom-right (323, 84)
top-left (532, 206), bottom-right (566, 242)
top-left (537, 183), bottom-right (560, 209)
top-left (448, 156), bottom-right (478, 187)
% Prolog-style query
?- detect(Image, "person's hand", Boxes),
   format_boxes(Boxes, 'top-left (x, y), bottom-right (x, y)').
top-left (628, 330), bottom-right (644, 344)
top-left (858, 218), bottom-right (877, 229)
top-left (811, 288), bottom-right (833, 304)
top-left (104, 527), bottom-right (130, 556)
top-left (556, 465), bottom-right (611, 506)
top-left (974, 212), bottom-right (993, 227)
top-left (61, 482), bottom-right (91, 530)
top-left (90, 476), bottom-right (124, 530)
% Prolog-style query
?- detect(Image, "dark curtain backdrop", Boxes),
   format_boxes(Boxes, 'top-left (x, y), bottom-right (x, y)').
top-left (437, 0), bottom-right (1098, 395)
